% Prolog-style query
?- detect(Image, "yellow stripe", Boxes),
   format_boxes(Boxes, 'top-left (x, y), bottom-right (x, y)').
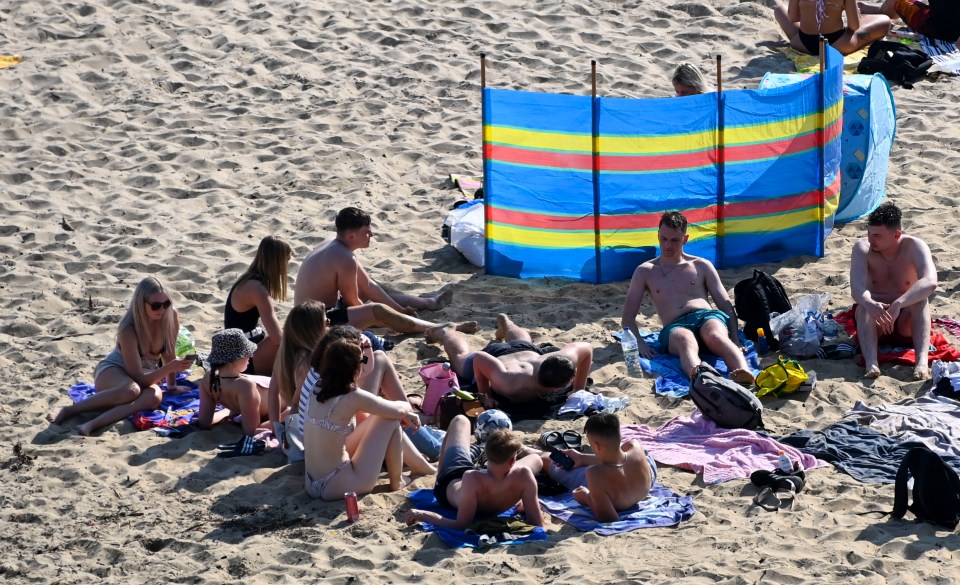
top-left (486, 101), bottom-right (842, 155)
top-left (487, 223), bottom-right (597, 248)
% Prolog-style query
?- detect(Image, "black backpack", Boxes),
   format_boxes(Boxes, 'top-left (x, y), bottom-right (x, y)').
top-left (857, 40), bottom-right (932, 89)
top-left (690, 362), bottom-right (764, 430)
top-left (891, 446), bottom-right (960, 529)
top-left (734, 269), bottom-right (791, 351)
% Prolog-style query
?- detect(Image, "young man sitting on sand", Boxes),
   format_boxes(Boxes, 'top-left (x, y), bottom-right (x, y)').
top-left (425, 313), bottom-right (593, 408)
top-left (535, 413), bottom-right (656, 523)
top-left (405, 414), bottom-right (544, 529)
top-left (293, 206), bottom-right (477, 335)
top-left (850, 202), bottom-right (937, 380)
top-left (621, 211), bottom-right (754, 385)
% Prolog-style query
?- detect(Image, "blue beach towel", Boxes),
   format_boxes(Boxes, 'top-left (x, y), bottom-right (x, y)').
top-left (67, 373), bottom-right (211, 430)
top-left (632, 330), bottom-right (760, 398)
top-left (538, 482), bottom-right (696, 535)
top-left (406, 489), bottom-right (547, 548)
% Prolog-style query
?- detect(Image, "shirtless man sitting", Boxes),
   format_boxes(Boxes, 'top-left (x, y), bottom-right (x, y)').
top-left (850, 202), bottom-right (937, 380)
top-left (774, 0), bottom-right (890, 55)
top-left (293, 207), bottom-right (476, 335)
top-left (621, 211), bottom-right (754, 385)
top-left (426, 313), bottom-right (593, 407)
top-left (405, 415), bottom-right (544, 530)
top-left (535, 413), bottom-right (656, 523)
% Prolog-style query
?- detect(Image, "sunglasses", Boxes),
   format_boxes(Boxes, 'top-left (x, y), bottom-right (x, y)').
top-left (360, 355), bottom-right (369, 365)
top-left (147, 300), bottom-right (172, 311)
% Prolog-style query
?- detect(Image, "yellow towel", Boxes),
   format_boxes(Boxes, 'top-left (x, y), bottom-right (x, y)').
top-left (774, 46), bottom-right (867, 74)
top-left (0, 55), bottom-right (22, 69)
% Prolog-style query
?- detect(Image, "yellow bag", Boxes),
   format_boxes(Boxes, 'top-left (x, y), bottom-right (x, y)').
top-left (755, 356), bottom-right (808, 398)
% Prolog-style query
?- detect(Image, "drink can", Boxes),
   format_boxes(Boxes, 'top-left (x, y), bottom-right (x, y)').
top-left (345, 491), bottom-right (360, 523)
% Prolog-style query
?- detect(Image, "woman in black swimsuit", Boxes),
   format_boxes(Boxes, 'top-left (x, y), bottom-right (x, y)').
top-left (223, 235), bottom-right (292, 375)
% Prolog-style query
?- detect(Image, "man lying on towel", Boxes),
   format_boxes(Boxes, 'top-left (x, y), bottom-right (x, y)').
top-left (851, 202), bottom-right (938, 380)
top-left (534, 413), bottom-right (656, 523)
top-left (405, 415), bottom-right (544, 529)
top-left (621, 211), bottom-right (754, 386)
top-left (425, 313), bottom-right (593, 408)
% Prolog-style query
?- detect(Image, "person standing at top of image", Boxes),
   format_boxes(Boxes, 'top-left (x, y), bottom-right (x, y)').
top-left (850, 202), bottom-right (937, 380)
top-left (621, 212), bottom-right (754, 386)
top-left (224, 235), bottom-right (292, 375)
top-left (774, 0), bottom-right (891, 55)
top-left (48, 277), bottom-right (195, 435)
top-left (293, 207), bottom-right (477, 335)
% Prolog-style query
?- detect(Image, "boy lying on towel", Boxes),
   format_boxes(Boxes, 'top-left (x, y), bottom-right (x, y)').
top-left (405, 414), bottom-right (544, 530)
top-left (535, 413), bottom-right (656, 523)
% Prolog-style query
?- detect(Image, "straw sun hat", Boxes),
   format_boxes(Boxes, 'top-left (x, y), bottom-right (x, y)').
top-left (208, 328), bottom-right (258, 365)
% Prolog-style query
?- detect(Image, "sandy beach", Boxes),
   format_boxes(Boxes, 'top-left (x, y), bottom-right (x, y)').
top-left (2, 0), bottom-right (960, 583)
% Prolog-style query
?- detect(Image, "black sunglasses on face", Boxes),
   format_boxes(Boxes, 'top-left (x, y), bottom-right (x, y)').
top-left (147, 300), bottom-right (172, 311)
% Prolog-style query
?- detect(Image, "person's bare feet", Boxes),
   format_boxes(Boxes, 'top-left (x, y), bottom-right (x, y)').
top-left (455, 321), bottom-right (479, 334)
top-left (47, 406), bottom-right (72, 425)
top-left (390, 474), bottom-right (415, 491)
top-left (729, 368), bottom-right (756, 387)
top-left (495, 313), bottom-right (510, 340)
top-left (863, 365), bottom-right (881, 379)
top-left (425, 322), bottom-right (457, 344)
top-left (76, 421), bottom-right (95, 436)
top-left (422, 286), bottom-right (455, 311)
top-left (913, 366), bottom-right (929, 381)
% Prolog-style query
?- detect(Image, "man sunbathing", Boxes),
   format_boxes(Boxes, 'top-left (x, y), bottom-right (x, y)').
top-left (293, 206), bottom-right (477, 335)
top-left (535, 413), bottom-right (656, 523)
top-left (850, 202), bottom-right (937, 379)
top-left (621, 211), bottom-right (754, 385)
top-left (425, 313), bottom-right (593, 407)
top-left (405, 415), bottom-right (544, 529)
top-left (860, 0), bottom-right (960, 51)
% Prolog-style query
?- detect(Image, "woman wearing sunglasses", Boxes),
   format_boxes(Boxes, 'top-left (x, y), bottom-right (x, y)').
top-left (49, 277), bottom-right (195, 435)
top-left (302, 326), bottom-right (433, 500)
top-left (223, 235), bottom-right (292, 375)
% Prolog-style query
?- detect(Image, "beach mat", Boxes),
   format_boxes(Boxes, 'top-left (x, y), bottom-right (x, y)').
top-left (406, 489), bottom-right (547, 548)
top-left (539, 482), bottom-right (695, 535)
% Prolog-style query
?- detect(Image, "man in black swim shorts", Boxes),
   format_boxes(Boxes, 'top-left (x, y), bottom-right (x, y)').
top-left (425, 313), bottom-right (593, 407)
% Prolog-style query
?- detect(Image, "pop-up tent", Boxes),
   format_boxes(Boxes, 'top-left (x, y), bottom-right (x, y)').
top-left (483, 46), bottom-right (845, 283)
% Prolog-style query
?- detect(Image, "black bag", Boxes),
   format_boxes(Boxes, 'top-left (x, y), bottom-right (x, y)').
top-left (734, 269), bottom-right (792, 350)
top-left (891, 446), bottom-right (960, 529)
top-left (857, 40), bottom-right (932, 89)
top-left (690, 363), bottom-right (764, 430)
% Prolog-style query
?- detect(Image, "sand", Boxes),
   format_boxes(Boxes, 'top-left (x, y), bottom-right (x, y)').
top-left (2, 0), bottom-right (960, 583)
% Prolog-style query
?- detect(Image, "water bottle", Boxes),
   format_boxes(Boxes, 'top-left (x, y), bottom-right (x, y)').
top-left (777, 450), bottom-right (793, 474)
top-left (599, 395), bottom-right (631, 413)
top-left (804, 312), bottom-right (820, 344)
top-left (620, 328), bottom-right (643, 378)
top-left (756, 327), bottom-right (770, 356)
top-left (822, 312), bottom-right (839, 346)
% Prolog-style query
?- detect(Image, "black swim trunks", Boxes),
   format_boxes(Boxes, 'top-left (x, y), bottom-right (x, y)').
top-left (433, 442), bottom-right (478, 508)
top-left (326, 298), bottom-right (349, 326)
top-left (458, 340), bottom-right (544, 385)
top-left (798, 28), bottom-right (847, 55)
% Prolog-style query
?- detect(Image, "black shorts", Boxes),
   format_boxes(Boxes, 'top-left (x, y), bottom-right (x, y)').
top-left (433, 443), bottom-right (477, 508)
top-left (326, 298), bottom-right (349, 326)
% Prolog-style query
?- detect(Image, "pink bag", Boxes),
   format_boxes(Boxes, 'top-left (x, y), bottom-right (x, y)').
top-left (419, 362), bottom-right (459, 416)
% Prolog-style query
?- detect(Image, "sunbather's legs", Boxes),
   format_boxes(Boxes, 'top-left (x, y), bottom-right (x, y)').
top-left (908, 299), bottom-right (931, 379)
top-left (496, 313), bottom-right (532, 343)
top-left (377, 284), bottom-right (454, 311)
top-left (667, 328), bottom-right (702, 379)
top-left (348, 303), bottom-right (477, 335)
top-left (48, 368), bottom-right (160, 434)
top-left (425, 323), bottom-right (474, 375)
top-left (856, 303), bottom-right (882, 378)
top-left (699, 319), bottom-right (751, 375)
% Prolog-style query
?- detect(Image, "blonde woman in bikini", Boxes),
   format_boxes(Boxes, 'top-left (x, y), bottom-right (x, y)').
top-left (48, 277), bottom-right (195, 436)
top-left (775, 0), bottom-right (891, 54)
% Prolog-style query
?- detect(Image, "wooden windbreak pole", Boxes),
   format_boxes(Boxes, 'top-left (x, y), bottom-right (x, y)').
top-left (591, 60), bottom-right (602, 283)
top-left (817, 39), bottom-right (826, 256)
top-left (480, 53), bottom-right (489, 268)
top-left (715, 54), bottom-right (726, 265)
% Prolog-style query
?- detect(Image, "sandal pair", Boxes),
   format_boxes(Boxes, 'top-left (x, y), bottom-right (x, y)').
top-left (539, 430), bottom-right (582, 452)
top-left (750, 469), bottom-right (806, 512)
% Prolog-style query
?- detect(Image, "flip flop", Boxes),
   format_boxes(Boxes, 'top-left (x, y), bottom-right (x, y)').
top-left (753, 486), bottom-right (796, 512)
top-left (539, 431), bottom-right (564, 451)
top-left (561, 430), bottom-right (583, 451)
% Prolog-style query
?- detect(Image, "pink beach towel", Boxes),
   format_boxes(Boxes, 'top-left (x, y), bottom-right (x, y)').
top-left (622, 412), bottom-right (825, 484)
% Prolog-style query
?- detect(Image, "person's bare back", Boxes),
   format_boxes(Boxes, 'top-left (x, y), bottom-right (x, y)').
top-left (586, 440), bottom-right (654, 511)
top-left (293, 238), bottom-right (352, 307)
top-left (451, 466), bottom-right (538, 517)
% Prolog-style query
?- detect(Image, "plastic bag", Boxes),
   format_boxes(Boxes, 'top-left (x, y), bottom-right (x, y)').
top-left (445, 201), bottom-right (485, 268)
top-left (770, 293), bottom-right (830, 358)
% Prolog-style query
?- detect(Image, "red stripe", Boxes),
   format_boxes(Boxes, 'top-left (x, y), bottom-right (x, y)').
top-left (488, 119), bottom-right (842, 173)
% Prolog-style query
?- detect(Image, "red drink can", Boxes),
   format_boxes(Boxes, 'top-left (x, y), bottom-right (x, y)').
top-left (345, 491), bottom-right (360, 523)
